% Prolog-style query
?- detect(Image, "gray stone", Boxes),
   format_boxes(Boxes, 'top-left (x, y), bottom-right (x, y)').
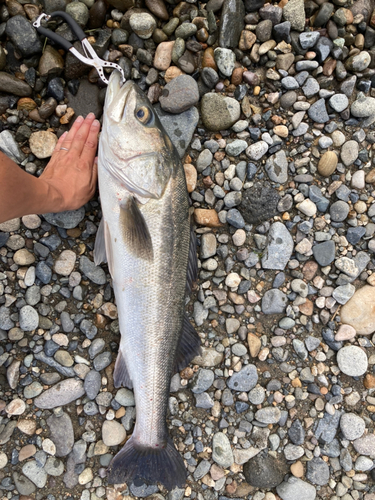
top-left (214, 48), bottom-right (236, 77)
top-left (212, 432), bottom-right (234, 467)
top-left (277, 477), bottom-right (316, 500)
top-left (306, 457), bottom-right (329, 486)
top-left (195, 392), bottom-right (214, 409)
top-left (13, 472), bottom-right (36, 496)
top-left (219, 0), bottom-right (245, 48)
top-left (225, 139), bottom-right (247, 156)
top-left (265, 150), bottom-right (288, 183)
top-left (22, 461), bottom-right (47, 488)
top-left (329, 94), bottom-right (349, 113)
top-left (299, 31), bottom-right (320, 49)
top-left (341, 140), bottom-right (358, 166)
top-left (5, 16), bottom-right (42, 57)
top-left (19, 305), bottom-right (39, 331)
top-left (351, 96), bottom-right (375, 118)
top-left (313, 240), bottom-right (335, 266)
top-left (262, 222), bottom-right (294, 270)
top-left (159, 75), bottom-right (199, 114)
top-left (282, 0), bottom-right (305, 31)
top-left (43, 208), bottom-right (85, 229)
top-left (79, 256), bottom-right (106, 285)
top-left (337, 346), bottom-right (368, 377)
top-left (227, 364), bottom-right (258, 391)
top-left (262, 289), bottom-right (288, 314)
top-left (201, 93), bottom-right (240, 131)
top-left (353, 434), bottom-right (375, 458)
top-left (155, 104), bottom-right (199, 158)
top-left (0, 130), bottom-right (26, 163)
top-left (255, 406), bottom-right (281, 424)
top-left (191, 369), bottom-right (215, 394)
top-left (308, 98), bottom-right (329, 123)
top-left (243, 450), bottom-right (288, 488)
top-left (35, 379), bottom-right (85, 409)
top-left (302, 78), bottom-right (320, 98)
top-left (340, 413), bottom-right (365, 441)
top-left (115, 388), bottom-right (135, 406)
top-left (84, 370), bottom-right (102, 400)
top-left (0, 306), bottom-right (14, 331)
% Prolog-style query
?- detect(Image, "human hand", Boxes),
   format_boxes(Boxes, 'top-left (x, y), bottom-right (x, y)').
top-left (39, 112), bottom-right (100, 213)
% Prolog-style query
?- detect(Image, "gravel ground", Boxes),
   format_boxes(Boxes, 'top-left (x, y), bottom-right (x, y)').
top-left (1, 0), bottom-right (375, 499)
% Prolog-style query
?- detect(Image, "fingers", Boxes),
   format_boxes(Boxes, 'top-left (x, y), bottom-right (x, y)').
top-left (80, 119), bottom-right (100, 165)
top-left (60, 115), bottom-right (85, 150)
top-left (68, 113), bottom-right (97, 155)
top-left (54, 131), bottom-right (68, 152)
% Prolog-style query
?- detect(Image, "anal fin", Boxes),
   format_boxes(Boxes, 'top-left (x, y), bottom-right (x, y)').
top-left (173, 315), bottom-right (202, 373)
top-left (113, 350), bottom-right (133, 389)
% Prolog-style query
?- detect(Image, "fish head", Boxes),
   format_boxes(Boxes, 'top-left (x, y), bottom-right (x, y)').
top-left (99, 71), bottom-right (177, 201)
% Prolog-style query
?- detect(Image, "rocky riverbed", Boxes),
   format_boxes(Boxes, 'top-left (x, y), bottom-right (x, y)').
top-left (1, 0), bottom-right (375, 499)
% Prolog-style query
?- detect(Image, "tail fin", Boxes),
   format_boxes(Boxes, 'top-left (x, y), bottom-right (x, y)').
top-left (107, 436), bottom-right (187, 490)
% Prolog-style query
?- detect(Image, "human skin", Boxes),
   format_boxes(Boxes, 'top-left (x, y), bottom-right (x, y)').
top-left (0, 112), bottom-right (99, 224)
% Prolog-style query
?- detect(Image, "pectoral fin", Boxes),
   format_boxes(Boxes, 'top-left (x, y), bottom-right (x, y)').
top-left (186, 226), bottom-right (198, 294)
top-left (120, 196), bottom-right (153, 261)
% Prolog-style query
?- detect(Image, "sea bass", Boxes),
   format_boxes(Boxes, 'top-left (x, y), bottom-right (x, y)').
top-left (95, 72), bottom-right (201, 489)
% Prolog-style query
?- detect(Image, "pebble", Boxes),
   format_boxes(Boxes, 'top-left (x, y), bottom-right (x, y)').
top-left (262, 222), bottom-right (294, 270)
top-left (337, 346), bottom-right (368, 377)
top-left (29, 131), bottom-right (58, 159)
top-left (212, 432), bottom-right (234, 468)
top-left (201, 93), bottom-right (240, 131)
top-left (340, 413), bottom-right (366, 440)
top-left (340, 285), bottom-right (375, 334)
top-left (34, 379), bottom-right (85, 409)
top-left (54, 250), bottom-right (76, 276)
top-left (227, 364), bottom-right (258, 391)
top-left (102, 420), bottom-right (126, 446)
top-left (341, 140), bottom-right (359, 166)
top-left (277, 477), bottom-right (317, 500)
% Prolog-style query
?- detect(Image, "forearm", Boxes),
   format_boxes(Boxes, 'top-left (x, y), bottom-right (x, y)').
top-left (0, 152), bottom-right (57, 224)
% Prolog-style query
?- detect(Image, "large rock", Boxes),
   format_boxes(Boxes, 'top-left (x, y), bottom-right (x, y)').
top-left (351, 96), bottom-right (375, 117)
top-left (340, 285), bottom-right (375, 334)
top-left (34, 379), bottom-right (85, 409)
top-left (244, 450), bottom-right (288, 488)
top-left (0, 73), bottom-right (32, 97)
top-left (277, 477), bottom-right (316, 500)
top-left (201, 93), bottom-right (240, 131)
top-left (219, 0), bottom-right (245, 48)
top-left (155, 105), bottom-right (199, 158)
top-left (5, 15), bottom-right (42, 57)
top-left (282, 0), bottom-right (305, 31)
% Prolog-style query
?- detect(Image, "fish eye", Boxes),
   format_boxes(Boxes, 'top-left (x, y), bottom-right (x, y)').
top-left (136, 106), bottom-right (152, 124)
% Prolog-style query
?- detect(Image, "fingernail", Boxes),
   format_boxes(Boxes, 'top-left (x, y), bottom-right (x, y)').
top-left (93, 119), bottom-right (100, 128)
top-left (76, 115), bottom-right (84, 123)
top-left (87, 112), bottom-right (95, 119)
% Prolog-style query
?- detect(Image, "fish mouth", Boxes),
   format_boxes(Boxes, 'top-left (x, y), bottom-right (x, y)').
top-left (108, 71), bottom-right (135, 103)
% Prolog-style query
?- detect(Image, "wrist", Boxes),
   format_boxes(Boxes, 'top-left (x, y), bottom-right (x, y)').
top-left (34, 178), bottom-right (64, 215)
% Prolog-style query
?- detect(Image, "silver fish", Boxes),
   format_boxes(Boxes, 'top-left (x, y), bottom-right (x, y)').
top-left (95, 72), bottom-right (201, 489)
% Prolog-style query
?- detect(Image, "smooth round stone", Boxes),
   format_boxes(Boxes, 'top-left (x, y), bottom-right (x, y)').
top-left (129, 13), bottom-right (156, 39)
top-left (225, 139), bottom-right (247, 156)
top-left (225, 272), bottom-right (241, 287)
top-left (341, 140), bottom-right (358, 166)
top-left (159, 75), bottom-right (199, 114)
top-left (246, 141), bottom-right (269, 161)
top-left (351, 170), bottom-right (365, 190)
top-left (244, 450), bottom-right (288, 488)
top-left (335, 324), bottom-right (356, 341)
top-left (29, 131), bottom-right (58, 159)
top-left (255, 406), bottom-right (281, 424)
top-left (318, 151), bottom-right (338, 177)
top-left (201, 93), bottom-right (240, 131)
top-left (232, 229), bottom-right (246, 246)
top-left (102, 420), bottom-right (126, 446)
top-left (54, 250), bottom-right (76, 276)
top-left (190, 369), bottom-right (215, 393)
top-left (340, 413), bottom-right (365, 441)
top-left (6, 398), bottom-right (26, 415)
top-left (22, 214), bottom-right (41, 229)
top-left (331, 130), bottom-right (345, 147)
top-left (345, 51), bottom-right (371, 71)
top-left (0, 452), bottom-right (7, 469)
top-left (248, 385), bottom-right (265, 405)
top-left (214, 47), bottom-right (236, 77)
top-left (337, 346), bottom-right (368, 377)
top-left (340, 285), bottom-right (375, 334)
top-left (329, 93), bottom-right (348, 113)
top-left (19, 305), bottom-right (39, 331)
top-left (330, 200), bottom-right (349, 222)
top-left (24, 382), bottom-right (43, 399)
top-left (297, 199), bottom-right (316, 217)
top-left (351, 96), bottom-right (375, 118)
top-left (13, 249), bottom-right (35, 266)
